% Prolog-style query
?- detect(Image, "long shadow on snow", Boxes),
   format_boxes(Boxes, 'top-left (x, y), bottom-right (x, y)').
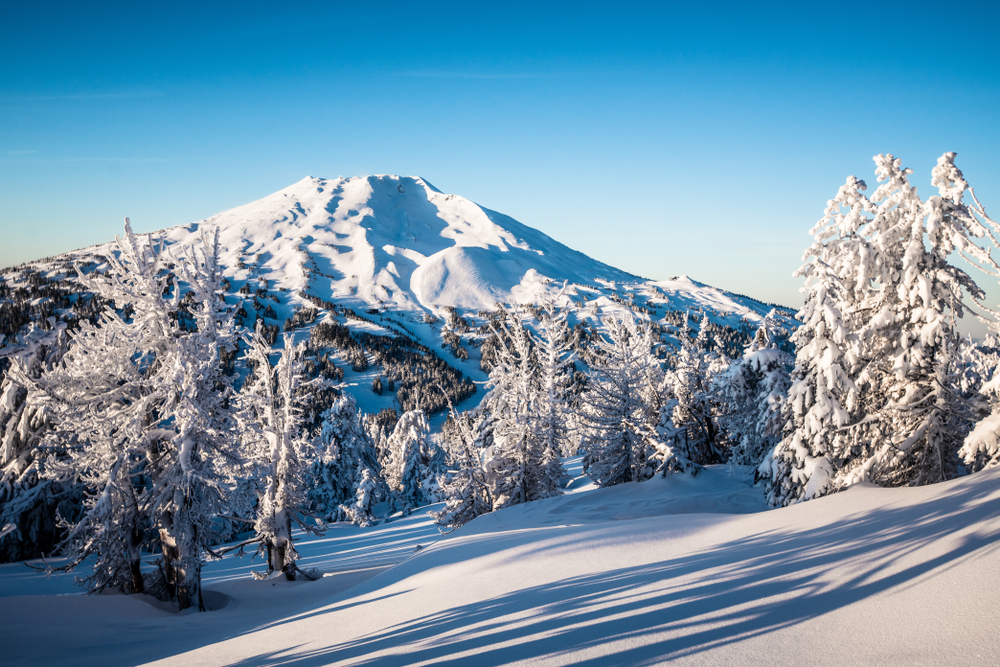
top-left (226, 472), bottom-right (1000, 666)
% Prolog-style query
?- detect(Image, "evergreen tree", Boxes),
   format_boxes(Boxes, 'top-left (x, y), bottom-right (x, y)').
top-left (580, 314), bottom-right (692, 487)
top-left (384, 409), bottom-right (431, 516)
top-left (668, 314), bottom-right (730, 464)
top-left (18, 220), bottom-right (238, 609)
top-left (309, 394), bottom-right (382, 523)
top-left (716, 314), bottom-right (793, 466)
top-left (236, 329), bottom-right (322, 580)
top-left (432, 408), bottom-right (492, 531)
top-left (0, 320), bottom-right (81, 562)
top-left (531, 297), bottom-right (575, 496)
top-left (481, 305), bottom-right (541, 509)
top-left (853, 153), bottom-right (985, 486)
top-left (338, 463), bottom-right (379, 528)
top-left (762, 153), bottom-right (995, 506)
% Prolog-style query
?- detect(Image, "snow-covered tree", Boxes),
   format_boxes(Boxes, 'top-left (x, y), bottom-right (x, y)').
top-left (309, 394), bottom-right (382, 523)
top-left (762, 153), bottom-right (997, 506)
top-left (716, 314), bottom-right (793, 466)
top-left (580, 313), bottom-right (691, 487)
top-left (432, 408), bottom-right (492, 531)
top-left (338, 463), bottom-right (380, 527)
top-left (20, 220), bottom-right (238, 609)
top-left (236, 329), bottom-right (322, 580)
top-left (531, 298), bottom-right (575, 494)
top-left (479, 303), bottom-right (568, 510)
top-left (482, 305), bottom-right (542, 509)
top-left (384, 409), bottom-right (432, 516)
top-left (667, 314), bottom-right (730, 465)
top-left (851, 154), bottom-right (987, 486)
top-left (0, 320), bottom-right (80, 562)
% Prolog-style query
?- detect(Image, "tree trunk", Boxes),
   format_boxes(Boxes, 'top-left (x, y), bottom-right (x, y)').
top-left (129, 553), bottom-right (145, 595)
top-left (129, 525), bottom-right (145, 594)
top-left (159, 520), bottom-right (200, 611)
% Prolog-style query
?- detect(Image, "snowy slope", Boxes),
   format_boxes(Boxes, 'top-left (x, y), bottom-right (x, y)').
top-left (149, 175), bottom-right (636, 313)
top-left (3, 464), bottom-right (999, 666)
top-left (44, 174), bottom-right (784, 326)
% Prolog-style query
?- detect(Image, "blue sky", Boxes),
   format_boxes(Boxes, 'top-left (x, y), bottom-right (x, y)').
top-left (2, 1), bottom-right (999, 311)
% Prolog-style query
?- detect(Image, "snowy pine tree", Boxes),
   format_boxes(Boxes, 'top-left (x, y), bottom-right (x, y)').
top-left (531, 297), bottom-right (574, 496)
top-left (309, 394), bottom-right (383, 524)
top-left (580, 313), bottom-right (691, 487)
top-left (759, 170), bottom-right (877, 506)
top-left (384, 409), bottom-right (431, 516)
top-left (432, 408), bottom-right (492, 531)
top-left (478, 303), bottom-right (569, 510)
top-left (236, 329), bottom-right (322, 580)
top-left (19, 220), bottom-right (239, 609)
top-left (338, 463), bottom-right (380, 528)
top-left (716, 314), bottom-right (793, 466)
top-left (668, 314), bottom-right (730, 465)
top-left (0, 320), bottom-right (81, 562)
top-left (851, 153), bottom-right (986, 486)
top-left (482, 305), bottom-right (542, 509)
top-left (762, 153), bottom-right (996, 506)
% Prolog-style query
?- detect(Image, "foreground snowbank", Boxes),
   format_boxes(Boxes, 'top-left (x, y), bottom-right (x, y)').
top-left (3, 465), bottom-right (999, 666)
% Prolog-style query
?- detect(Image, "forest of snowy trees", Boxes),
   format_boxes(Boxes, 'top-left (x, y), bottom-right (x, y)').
top-left (2, 152), bottom-right (1000, 612)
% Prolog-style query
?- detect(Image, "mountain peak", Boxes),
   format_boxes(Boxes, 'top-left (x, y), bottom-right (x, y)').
top-left (157, 175), bottom-right (636, 313)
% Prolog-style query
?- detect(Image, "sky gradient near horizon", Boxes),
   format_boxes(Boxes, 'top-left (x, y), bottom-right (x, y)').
top-left (2, 1), bottom-right (999, 312)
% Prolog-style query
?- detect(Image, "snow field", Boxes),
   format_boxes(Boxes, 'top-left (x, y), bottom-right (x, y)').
top-left (3, 463), bottom-right (999, 666)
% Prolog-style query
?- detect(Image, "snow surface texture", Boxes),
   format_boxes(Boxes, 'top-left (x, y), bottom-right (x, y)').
top-left (3, 458), bottom-right (998, 666)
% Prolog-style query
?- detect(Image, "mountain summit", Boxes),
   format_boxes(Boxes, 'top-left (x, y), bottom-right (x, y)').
top-left (160, 174), bottom-right (637, 313)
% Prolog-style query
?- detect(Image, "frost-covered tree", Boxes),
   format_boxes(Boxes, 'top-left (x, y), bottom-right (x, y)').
top-left (482, 306), bottom-right (542, 509)
top-left (432, 408), bottom-right (492, 531)
top-left (762, 153), bottom-right (997, 506)
top-left (668, 314), bottom-right (730, 465)
top-left (581, 314), bottom-right (691, 487)
top-left (851, 154), bottom-right (987, 486)
top-left (716, 315), bottom-right (793, 466)
top-left (20, 220), bottom-right (238, 609)
top-left (0, 320), bottom-right (81, 562)
top-left (309, 394), bottom-right (382, 523)
top-left (236, 329), bottom-right (322, 580)
top-left (339, 463), bottom-right (379, 527)
top-left (384, 409), bottom-right (432, 516)
top-left (479, 303), bottom-right (569, 510)
top-left (531, 298), bottom-right (575, 493)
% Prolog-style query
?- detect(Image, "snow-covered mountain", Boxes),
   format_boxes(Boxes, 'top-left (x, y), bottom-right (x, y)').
top-left (54, 174), bottom-right (784, 325)
top-left (161, 174), bottom-right (638, 313)
top-left (2, 175), bottom-right (794, 417)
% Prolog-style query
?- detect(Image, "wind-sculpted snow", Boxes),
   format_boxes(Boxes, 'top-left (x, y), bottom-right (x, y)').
top-left (3, 463), bottom-right (999, 666)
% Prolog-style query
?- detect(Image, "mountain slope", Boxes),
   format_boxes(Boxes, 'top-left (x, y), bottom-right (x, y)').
top-left (36, 174), bottom-right (784, 328)
top-left (155, 175), bottom-right (638, 313)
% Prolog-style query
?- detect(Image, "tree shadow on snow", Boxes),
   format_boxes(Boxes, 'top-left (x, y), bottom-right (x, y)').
top-left (224, 473), bottom-right (1000, 666)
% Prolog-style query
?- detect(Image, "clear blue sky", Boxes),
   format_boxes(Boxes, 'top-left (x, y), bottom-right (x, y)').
top-left (2, 0), bottom-right (999, 311)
